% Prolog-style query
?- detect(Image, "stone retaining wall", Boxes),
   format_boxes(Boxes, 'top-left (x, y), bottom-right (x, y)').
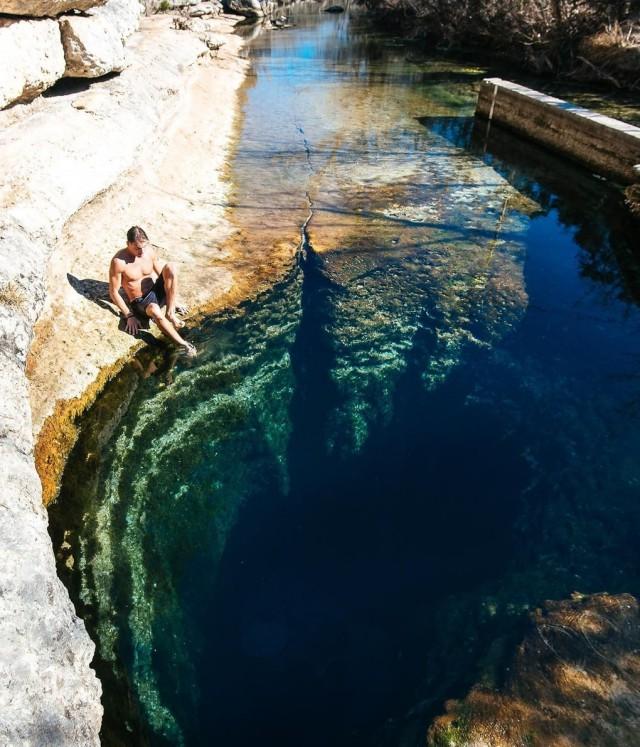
top-left (475, 77), bottom-right (640, 184)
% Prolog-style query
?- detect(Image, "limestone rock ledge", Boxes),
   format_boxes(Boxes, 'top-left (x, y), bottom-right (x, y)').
top-left (0, 0), bottom-right (142, 109)
top-left (60, 0), bottom-right (144, 78)
top-left (0, 218), bottom-right (103, 742)
top-left (0, 13), bottom-right (246, 744)
top-left (223, 0), bottom-right (274, 18)
top-left (0, 17), bottom-right (66, 109)
top-left (428, 592), bottom-right (640, 747)
top-left (0, 0), bottom-right (106, 15)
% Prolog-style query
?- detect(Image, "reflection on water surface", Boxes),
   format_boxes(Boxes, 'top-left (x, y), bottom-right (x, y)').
top-left (50, 5), bottom-right (640, 746)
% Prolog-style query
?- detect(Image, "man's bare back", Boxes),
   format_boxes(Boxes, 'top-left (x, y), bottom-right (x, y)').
top-left (108, 225), bottom-right (196, 357)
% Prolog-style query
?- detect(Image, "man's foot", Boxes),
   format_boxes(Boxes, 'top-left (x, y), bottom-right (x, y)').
top-left (180, 342), bottom-right (197, 358)
top-left (167, 312), bottom-right (186, 329)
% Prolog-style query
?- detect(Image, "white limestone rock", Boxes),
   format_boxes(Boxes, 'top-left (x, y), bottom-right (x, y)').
top-left (176, 15), bottom-right (224, 36)
top-left (0, 0), bottom-right (106, 14)
top-left (161, 0), bottom-right (201, 7)
top-left (0, 18), bottom-right (65, 109)
top-left (189, 2), bottom-right (219, 16)
top-left (0, 433), bottom-right (103, 747)
top-left (0, 219), bottom-right (104, 746)
top-left (223, 0), bottom-right (270, 17)
top-left (59, 0), bottom-right (143, 78)
top-left (92, 0), bottom-right (144, 40)
top-left (59, 14), bottom-right (128, 76)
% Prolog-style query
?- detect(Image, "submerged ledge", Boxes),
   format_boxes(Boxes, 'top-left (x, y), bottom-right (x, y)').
top-left (0, 11), bottom-right (253, 743)
top-left (428, 592), bottom-right (640, 746)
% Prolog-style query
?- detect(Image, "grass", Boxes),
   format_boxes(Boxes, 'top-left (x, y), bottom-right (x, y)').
top-left (0, 280), bottom-right (28, 313)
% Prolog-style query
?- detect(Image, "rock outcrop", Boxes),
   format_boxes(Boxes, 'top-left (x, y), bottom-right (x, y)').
top-left (85, 0), bottom-right (143, 40)
top-left (58, 0), bottom-right (141, 78)
top-left (0, 0), bottom-right (105, 14)
top-left (0, 220), bottom-right (103, 741)
top-left (0, 0), bottom-right (142, 109)
top-left (59, 15), bottom-right (127, 77)
top-left (0, 12), bottom-right (247, 745)
top-left (222, 0), bottom-right (273, 18)
top-left (0, 362), bottom-right (102, 744)
top-left (188, 1), bottom-right (223, 17)
top-left (59, 0), bottom-right (143, 78)
top-left (0, 18), bottom-right (66, 109)
top-left (428, 592), bottom-right (640, 747)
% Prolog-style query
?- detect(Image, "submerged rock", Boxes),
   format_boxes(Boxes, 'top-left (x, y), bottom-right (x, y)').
top-left (428, 592), bottom-right (640, 747)
top-left (324, 4), bottom-right (344, 11)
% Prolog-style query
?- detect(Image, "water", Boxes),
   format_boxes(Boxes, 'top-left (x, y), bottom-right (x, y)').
top-left (49, 6), bottom-right (640, 746)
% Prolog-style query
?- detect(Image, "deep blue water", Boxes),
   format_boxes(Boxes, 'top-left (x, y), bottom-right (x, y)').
top-left (50, 5), bottom-right (640, 746)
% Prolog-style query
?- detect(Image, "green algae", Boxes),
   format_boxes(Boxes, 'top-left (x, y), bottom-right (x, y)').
top-left (50, 273), bottom-right (303, 743)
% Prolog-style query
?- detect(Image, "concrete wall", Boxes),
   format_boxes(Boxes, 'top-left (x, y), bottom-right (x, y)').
top-left (475, 77), bottom-right (640, 185)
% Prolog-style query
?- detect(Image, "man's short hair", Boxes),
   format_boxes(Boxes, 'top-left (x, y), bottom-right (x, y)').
top-left (127, 226), bottom-right (149, 244)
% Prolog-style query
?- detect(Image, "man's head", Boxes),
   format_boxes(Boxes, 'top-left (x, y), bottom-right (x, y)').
top-left (126, 226), bottom-right (149, 256)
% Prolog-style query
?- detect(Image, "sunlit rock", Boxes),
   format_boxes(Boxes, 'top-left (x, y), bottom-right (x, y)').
top-left (223, 0), bottom-right (273, 18)
top-left (0, 0), bottom-right (106, 15)
top-left (0, 224), bottom-right (103, 746)
top-left (59, 0), bottom-right (143, 78)
top-left (188, 2), bottom-right (222, 16)
top-left (0, 18), bottom-right (65, 109)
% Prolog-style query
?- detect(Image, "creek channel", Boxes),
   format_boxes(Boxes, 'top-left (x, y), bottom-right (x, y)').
top-left (49, 5), bottom-right (640, 746)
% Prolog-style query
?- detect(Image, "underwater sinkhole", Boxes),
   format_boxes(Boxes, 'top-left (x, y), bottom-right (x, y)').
top-left (49, 5), bottom-right (640, 746)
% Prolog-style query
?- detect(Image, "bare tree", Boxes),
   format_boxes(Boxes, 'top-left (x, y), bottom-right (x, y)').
top-left (365, 0), bottom-right (639, 83)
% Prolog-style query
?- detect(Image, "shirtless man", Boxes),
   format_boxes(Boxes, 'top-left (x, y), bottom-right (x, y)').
top-left (109, 226), bottom-right (197, 357)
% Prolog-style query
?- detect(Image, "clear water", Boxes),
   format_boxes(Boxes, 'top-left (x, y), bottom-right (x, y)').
top-left (49, 6), bottom-right (640, 746)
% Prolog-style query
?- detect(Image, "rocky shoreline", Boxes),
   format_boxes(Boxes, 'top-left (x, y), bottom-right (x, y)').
top-left (0, 4), bottom-right (249, 741)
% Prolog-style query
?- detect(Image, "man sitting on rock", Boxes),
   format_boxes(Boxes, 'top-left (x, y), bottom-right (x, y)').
top-left (109, 225), bottom-right (197, 357)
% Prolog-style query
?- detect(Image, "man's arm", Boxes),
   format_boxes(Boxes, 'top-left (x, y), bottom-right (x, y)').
top-left (151, 245), bottom-right (166, 276)
top-left (109, 258), bottom-right (140, 335)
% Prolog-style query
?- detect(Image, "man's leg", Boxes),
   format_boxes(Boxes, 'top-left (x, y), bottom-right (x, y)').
top-left (161, 263), bottom-right (185, 329)
top-left (146, 302), bottom-right (195, 356)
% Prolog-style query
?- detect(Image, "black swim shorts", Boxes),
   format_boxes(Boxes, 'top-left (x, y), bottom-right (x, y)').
top-left (130, 274), bottom-right (166, 319)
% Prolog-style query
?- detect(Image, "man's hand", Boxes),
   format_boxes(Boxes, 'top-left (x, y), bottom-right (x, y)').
top-left (124, 314), bottom-right (141, 335)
